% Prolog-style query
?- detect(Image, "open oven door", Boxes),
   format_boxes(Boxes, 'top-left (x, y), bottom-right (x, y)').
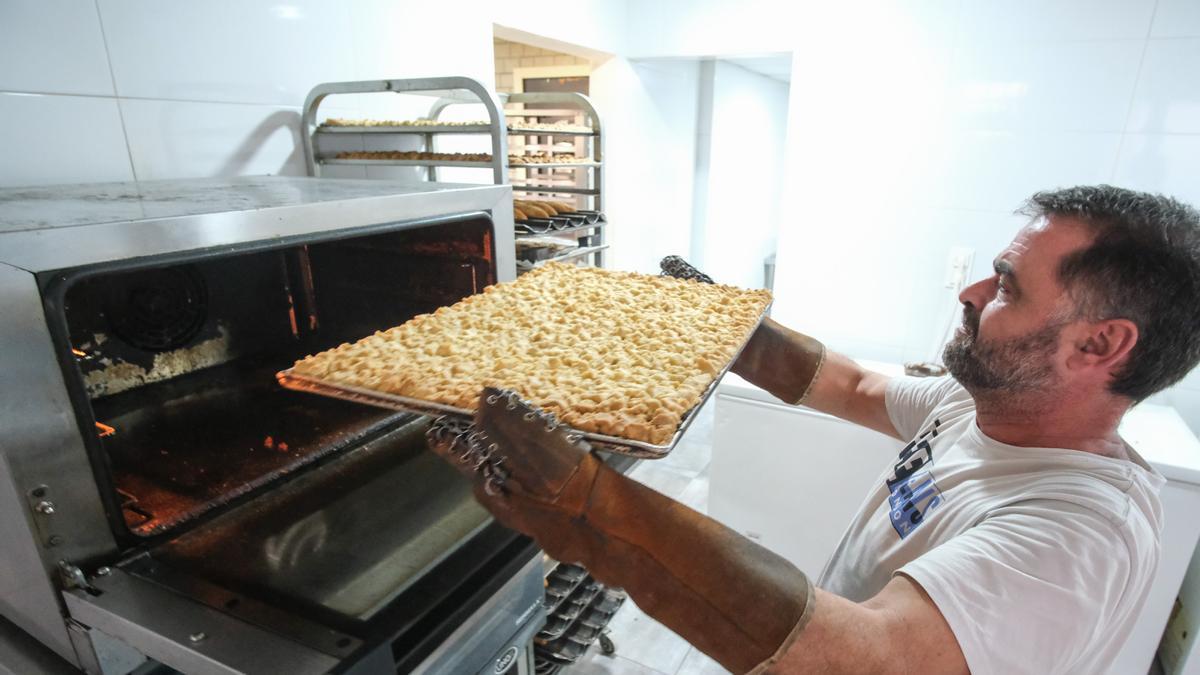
top-left (60, 416), bottom-right (545, 675)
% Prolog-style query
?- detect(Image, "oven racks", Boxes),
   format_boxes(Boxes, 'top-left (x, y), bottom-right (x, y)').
top-left (514, 209), bottom-right (607, 271)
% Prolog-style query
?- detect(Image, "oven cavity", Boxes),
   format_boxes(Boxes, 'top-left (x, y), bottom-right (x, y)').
top-left (53, 216), bottom-right (495, 538)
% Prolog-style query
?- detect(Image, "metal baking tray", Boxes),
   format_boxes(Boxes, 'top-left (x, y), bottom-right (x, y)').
top-left (276, 303), bottom-right (768, 459)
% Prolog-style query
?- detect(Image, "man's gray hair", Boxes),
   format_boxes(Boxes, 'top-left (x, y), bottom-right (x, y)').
top-left (1018, 185), bottom-right (1200, 401)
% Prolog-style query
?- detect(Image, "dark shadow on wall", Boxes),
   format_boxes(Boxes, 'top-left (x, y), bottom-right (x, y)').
top-left (215, 109), bottom-right (306, 177)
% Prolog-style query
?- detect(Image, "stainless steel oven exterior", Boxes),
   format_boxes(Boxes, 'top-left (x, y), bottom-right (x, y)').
top-left (0, 176), bottom-right (518, 673)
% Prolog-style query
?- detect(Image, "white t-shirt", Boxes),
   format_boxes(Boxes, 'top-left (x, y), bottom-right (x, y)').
top-left (817, 375), bottom-right (1165, 675)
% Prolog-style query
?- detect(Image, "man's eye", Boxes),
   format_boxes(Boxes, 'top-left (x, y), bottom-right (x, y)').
top-left (996, 279), bottom-right (1008, 294)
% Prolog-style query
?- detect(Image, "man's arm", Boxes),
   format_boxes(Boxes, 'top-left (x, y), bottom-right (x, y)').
top-left (765, 577), bottom-right (967, 675)
top-left (805, 350), bottom-right (898, 439)
top-left (733, 317), bottom-right (900, 439)
top-left (430, 389), bottom-right (968, 675)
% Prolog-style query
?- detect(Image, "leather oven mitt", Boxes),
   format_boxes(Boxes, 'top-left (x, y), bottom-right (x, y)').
top-left (660, 254), bottom-right (716, 284)
top-left (659, 255), bottom-right (827, 406)
top-left (426, 387), bottom-right (815, 674)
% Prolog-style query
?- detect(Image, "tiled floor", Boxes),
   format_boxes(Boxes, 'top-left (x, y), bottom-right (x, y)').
top-left (566, 402), bottom-right (732, 675)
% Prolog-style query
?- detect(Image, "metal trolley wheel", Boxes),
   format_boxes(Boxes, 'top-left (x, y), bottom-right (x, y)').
top-left (598, 630), bottom-right (616, 656)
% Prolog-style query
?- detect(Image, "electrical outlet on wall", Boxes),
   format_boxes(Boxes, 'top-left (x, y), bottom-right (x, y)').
top-left (944, 246), bottom-right (975, 291)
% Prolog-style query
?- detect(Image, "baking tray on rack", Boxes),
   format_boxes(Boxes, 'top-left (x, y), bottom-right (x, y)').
top-left (276, 303), bottom-right (769, 459)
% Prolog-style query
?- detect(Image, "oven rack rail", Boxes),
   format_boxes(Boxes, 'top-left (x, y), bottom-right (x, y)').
top-left (316, 123), bottom-right (598, 137)
top-left (512, 184), bottom-right (601, 197)
top-left (515, 220), bottom-right (605, 239)
top-left (515, 244), bottom-right (609, 274)
top-left (509, 160), bottom-right (602, 169)
top-left (316, 158), bottom-right (602, 169)
top-left (319, 158), bottom-right (496, 168)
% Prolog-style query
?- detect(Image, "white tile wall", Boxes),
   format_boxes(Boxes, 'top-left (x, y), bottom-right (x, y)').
top-left (1151, 0), bottom-right (1200, 38)
top-left (760, 0), bottom-right (1200, 434)
top-left (592, 58), bottom-right (701, 276)
top-left (773, 204), bottom-right (952, 364)
top-left (0, 93), bottom-right (134, 186)
top-left (947, 40), bottom-right (1144, 132)
top-left (0, 0), bottom-right (508, 189)
top-left (697, 61), bottom-right (788, 290)
top-left (930, 130), bottom-right (1124, 213)
top-left (0, 0), bottom-right (114, 96)
top-left (349, 0), bottom-right (495, 86)
top-left (120, 99), bottom-right (305, 180)
top-left (98, 0), bottom-right (358, 105)
top-left (1165, 387), bottom-right (1200, 438)
top-left (493, 37), bottom-right (590, 94)
top-left (1114, 133), bottom-right (1200, 207)
top-left (1127, 38), bottom-right (1200, 134)
top-left (956, 0), bottom-right (1157, 43)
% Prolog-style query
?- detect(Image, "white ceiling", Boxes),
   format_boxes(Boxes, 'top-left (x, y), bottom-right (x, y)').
top-left (724, 55), bottom-right (792, 84)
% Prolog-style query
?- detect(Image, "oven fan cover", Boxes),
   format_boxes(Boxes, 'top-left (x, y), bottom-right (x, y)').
top-left (103, 265), bottom-right (209, 352)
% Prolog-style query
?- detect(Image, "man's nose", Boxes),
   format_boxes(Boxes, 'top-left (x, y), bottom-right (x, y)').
top-left (959, 276), bottom-right (996, 309)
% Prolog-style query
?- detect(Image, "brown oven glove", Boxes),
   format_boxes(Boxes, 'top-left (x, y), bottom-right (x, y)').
top-left (426, 387), bottom-right (815, 674)
top-left (731, 316), bottom-right (826, 406)
top-left (659, 255), bottom-right (825, 406)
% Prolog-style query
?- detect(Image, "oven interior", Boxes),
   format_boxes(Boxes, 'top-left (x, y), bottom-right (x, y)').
top-left (40, 213), bottom-right (547, 666)
top-left (49, 215), bottom-right (496, 541)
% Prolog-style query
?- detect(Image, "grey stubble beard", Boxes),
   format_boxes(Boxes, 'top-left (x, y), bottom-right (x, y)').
top-left (942, 306), bottom-right (1066, 409)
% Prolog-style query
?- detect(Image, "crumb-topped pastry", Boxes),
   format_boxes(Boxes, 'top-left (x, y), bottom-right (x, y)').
top-left (290, 263), bottom-right (771, 445)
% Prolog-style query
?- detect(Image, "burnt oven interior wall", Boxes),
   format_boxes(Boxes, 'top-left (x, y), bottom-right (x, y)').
top-left (55, 216), bottom-right (495, 540)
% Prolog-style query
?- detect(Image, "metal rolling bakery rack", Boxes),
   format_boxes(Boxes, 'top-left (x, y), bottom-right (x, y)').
top-left (302, 79), bottom-right (609, 274)
top-left (301, 76), bottom-right (509, 184)
top-left (502, 91), bottom-right (607, 272)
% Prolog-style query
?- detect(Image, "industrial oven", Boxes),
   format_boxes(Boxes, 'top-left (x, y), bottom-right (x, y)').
top-left (0, 176), bottom-right (554, 674)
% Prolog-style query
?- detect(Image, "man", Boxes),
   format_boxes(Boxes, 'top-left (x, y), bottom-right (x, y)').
top-left (427, 185), bottom-right (1200, 674)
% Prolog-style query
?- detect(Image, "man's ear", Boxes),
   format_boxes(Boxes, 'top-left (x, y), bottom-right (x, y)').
top-left (1068, 319), bottom-right (1138, 373)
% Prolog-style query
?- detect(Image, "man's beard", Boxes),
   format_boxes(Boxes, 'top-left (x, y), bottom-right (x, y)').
top-left (942, 307), bottom-right (1064, 393)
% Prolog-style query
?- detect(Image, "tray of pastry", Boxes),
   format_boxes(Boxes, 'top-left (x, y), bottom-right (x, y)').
top-left (318, 118), bottom-right (494, 134)
top-left (508, 153), bottom-right (601, 167)
top-left (277, 263), bottom-right (771, 459)
top-left (323, 150), bottom-right (495, 167)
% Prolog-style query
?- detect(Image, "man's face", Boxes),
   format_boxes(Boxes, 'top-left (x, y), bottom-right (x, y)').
top-left (942, 216), bottom-right (1094, 395)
